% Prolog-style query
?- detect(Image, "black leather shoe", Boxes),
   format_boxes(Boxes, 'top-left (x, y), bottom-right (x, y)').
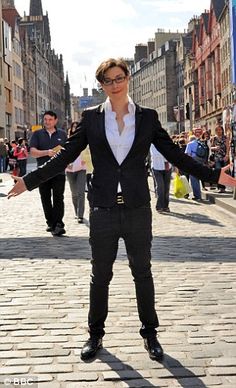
top-left (52, 223), bottom-right (66, 236)
top-left (144, 336), bottom-right (164, 361)
top-left (80, 336), bottom-right (103, 360)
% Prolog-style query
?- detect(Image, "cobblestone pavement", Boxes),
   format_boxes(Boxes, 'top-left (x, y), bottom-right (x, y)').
top-left (0, 172), bottom-right (236, 388)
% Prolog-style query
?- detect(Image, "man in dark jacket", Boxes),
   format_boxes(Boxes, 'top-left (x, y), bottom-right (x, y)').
top-left (29, 111), bottom-right (67, 235)
top-left (8, 58), bottom-right (236, 362)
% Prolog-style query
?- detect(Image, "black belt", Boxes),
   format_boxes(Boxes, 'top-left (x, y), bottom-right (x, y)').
top-left (117, 193), bottom-right (125, 204)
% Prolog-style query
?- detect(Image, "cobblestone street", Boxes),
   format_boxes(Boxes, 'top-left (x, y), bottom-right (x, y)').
top-left (0, 173), bottom-right (236, 387)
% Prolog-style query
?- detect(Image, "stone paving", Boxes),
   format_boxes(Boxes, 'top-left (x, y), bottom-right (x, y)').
top-left (0, 171), bottom-right (236, 387)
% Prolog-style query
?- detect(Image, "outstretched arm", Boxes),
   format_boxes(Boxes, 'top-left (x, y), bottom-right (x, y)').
top-left (218, 164), bottom-right (236, 187)
top-left (8, 176), bottom-right (27, 199)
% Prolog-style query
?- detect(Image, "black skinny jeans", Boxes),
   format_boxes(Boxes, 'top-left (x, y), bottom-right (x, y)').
top-left (88, 203), bottom-right (159, 338)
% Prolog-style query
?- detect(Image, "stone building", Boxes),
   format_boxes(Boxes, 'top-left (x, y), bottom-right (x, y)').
top-left (2, 0), bottom-right (25, 140)
top-left (192, 0), bottom-right (225, 132)
top-left (182, 17), bottom-right (201, 132)
top-left (130, 31), bottom-right (185, 134)
top-left (64, 72), bottom-right (71, 129)
top-left (2, 16), bottom-right (13, 140)
top-left (176, 33), bottom-right (193, 132)
top-left (0, 0), bottom-right (6, 138)
top-left (19, 0), bottom-right (65, 128)
top-left (219, 0), bottom-right (232, 109)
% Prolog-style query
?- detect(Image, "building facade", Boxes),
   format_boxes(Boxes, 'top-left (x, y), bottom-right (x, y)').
top-left (191, 1), bottom-right (225, 132)
top-left (19, 0), bottom-right (65, 128)
top-left (1, 0), bottom-right (66, 139)
top-left (0, 0), bottom-right (6, 138)
top-left (220, 0), bottom-right (232, 109)
top-left (2, 2), bottom-right (25, 139)
top-left (2, 17), bottom-right (13, 140)
top-left (130, 31), bottom-right (185, 134)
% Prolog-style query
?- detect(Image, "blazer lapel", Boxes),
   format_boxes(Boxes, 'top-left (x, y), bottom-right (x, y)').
top-left (135, 104), bottom-right (143, 136)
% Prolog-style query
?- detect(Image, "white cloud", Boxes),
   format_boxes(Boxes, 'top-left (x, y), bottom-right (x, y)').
top-left (14, 0), bottom-right (211, 94)
top-left (140, 0), bottom-right (210, 13)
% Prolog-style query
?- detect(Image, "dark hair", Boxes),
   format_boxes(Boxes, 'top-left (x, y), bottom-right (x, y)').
top-left (215, 125), bottom-right (224, 136)
top-left (43, 110), bottom-right (57, 119)
top-left (68, 121), bottom-right (79, 137)
top-left (95, 58), bottom-right (130, 83)
top-left (18, 137), bottom-right (24, 145)
top-left (178, 139), bottom-right (186, 145)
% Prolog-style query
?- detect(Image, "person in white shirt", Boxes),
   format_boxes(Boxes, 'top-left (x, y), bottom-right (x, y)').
top-left (66, 122), bottom-right (87, 223)
top-left (150, 145), bottom-right (172, 213)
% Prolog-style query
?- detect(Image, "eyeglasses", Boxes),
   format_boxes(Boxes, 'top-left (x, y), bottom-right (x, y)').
top-left (102, 75), bottom-right (127, 86)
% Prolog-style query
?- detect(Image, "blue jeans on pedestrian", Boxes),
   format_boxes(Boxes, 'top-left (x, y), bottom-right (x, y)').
top-left (190, 175), bottom-right (201, 199)
top-left (0, 156), bottom-right (6, 173)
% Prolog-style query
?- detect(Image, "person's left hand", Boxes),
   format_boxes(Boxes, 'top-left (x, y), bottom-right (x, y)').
top-left (8, 176), bottom-right (27, 199)
top-left (218, 164), bottom-right (236, 187)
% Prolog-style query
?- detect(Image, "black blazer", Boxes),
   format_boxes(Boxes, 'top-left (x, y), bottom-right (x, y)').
top-left (24, 104), bottom-right (220, 208)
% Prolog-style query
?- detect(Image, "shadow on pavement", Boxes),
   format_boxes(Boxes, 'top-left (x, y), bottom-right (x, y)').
top-left (0, 236), bottom-right (235, 261)
top-left (88, 349), bottom-right (207, 387)
top-left (162, 211), bottom-right (223, 226)
top-left (162, 354), bottom-right (207, 387)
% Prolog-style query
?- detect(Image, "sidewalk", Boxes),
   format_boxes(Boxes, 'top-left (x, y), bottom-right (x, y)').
top-left (201, 188), bottom-right (236, 215)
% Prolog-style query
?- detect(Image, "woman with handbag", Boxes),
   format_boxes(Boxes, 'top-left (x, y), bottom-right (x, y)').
top-left (13, 138), bottom-right (28, 177)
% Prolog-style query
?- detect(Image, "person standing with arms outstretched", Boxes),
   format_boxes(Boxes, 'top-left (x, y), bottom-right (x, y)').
top-left (29, 111), bottom-right (67, 236)
top-left (8, 58), bottom-right (236, 362)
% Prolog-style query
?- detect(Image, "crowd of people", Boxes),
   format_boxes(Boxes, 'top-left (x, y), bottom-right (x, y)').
top-left (1, 120), bottom-right (232, 223)
top-left (150, 125), bottom-right (231, 213)
top-left (0, 137), bottom-right (29, 176)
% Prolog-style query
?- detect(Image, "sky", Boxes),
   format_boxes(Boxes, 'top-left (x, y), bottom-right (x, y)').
top-left (14, 0), bottom-right (211, 95)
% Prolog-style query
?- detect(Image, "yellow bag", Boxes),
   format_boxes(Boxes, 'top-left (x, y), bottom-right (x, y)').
top-left (173, 174), bottom-right (191, 198)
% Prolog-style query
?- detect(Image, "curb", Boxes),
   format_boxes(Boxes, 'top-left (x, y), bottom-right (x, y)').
top-left (202, 191), bottom-right (236, 215)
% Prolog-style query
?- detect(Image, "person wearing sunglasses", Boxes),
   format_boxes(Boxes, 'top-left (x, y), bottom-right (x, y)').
top-left (8, 58), bottom-right (236, 362)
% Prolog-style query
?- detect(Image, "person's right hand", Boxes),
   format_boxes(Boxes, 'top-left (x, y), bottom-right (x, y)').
top-left (7, 176), bottom-right (27, 199)
top-left (48, 149), bottom-right (56, 157)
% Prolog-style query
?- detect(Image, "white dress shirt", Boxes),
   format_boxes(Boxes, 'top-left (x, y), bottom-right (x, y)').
top-left (150, 144), bottom-right (171, 170)
top-left (104, 96), bottom-right (136, 192)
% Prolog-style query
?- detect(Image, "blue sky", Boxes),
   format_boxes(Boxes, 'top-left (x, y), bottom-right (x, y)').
top-left (14, 0), bottom-right (211, 95)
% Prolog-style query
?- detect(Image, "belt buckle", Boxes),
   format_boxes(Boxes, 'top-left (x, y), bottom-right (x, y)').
top-left (117, 194), bottom-right (124, 204)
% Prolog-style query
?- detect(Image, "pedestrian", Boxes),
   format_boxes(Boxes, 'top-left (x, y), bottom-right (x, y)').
top-left (13, 138), bottom-right (28, 177)
top-left (66, 122), bottom-right (87, 223)
top-left (150, 144), bottom-right (172, 213)
top-left (29, 110), bottom-right (68, 236)
top-left (4, 138), bottom-right (10, 171)
top-left (198, 131), bottom-right (210, 190)
top-left (211, 125), bottom-right (230, 193)
top-left (0, 138), bottom-right (8, 173)
top-left (8, 140), bottom-right (17, 171)
top-left (8, 58), bottom-right (236, 362)
top-left (185, 135), bottom-right (202, 201)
